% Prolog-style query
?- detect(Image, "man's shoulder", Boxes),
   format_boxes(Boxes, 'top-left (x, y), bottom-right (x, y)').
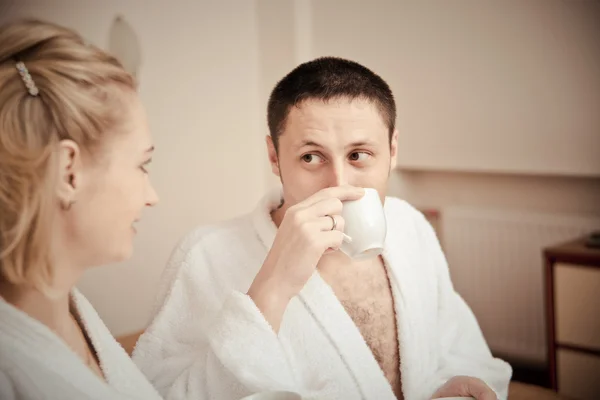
top-left (175, 213), bottom-right (257, 255)
top-left (164, 211), bottom-right (267, 284)
top-left (384, 196), bottom-right (430, 226)
top-left (151, 213), bottom-right (262, 307)
top-left (383, 196), bottom-right (441, 247)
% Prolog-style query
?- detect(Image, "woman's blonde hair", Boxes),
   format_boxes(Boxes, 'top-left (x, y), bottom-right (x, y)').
top-left (0, 19), bottom-right (136, 291)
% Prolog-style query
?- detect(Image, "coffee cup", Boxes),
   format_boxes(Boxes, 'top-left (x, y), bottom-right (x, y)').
top-left (339, 187), bottom-right (386, 260)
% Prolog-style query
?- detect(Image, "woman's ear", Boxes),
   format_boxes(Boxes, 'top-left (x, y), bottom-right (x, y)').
top-left (55, 139), bottom-right (81, 210)
top-left (266, 135), bottom-right (281, 177)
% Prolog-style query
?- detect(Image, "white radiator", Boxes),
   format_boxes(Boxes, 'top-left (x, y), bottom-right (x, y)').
top-left (441, 207), bottom-right (600, 364)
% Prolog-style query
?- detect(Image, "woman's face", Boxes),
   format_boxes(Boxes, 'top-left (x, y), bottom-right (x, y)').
top-left (56, 94), bottom-right (159, 269)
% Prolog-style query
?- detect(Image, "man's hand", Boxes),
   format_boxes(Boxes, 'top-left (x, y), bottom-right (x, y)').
top-left (431, 376), bottom-right (498, 400)
top-left (248, 185), bottom-right (365, 332)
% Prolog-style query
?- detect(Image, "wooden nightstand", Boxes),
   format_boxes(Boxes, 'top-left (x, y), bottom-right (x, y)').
top-left (544, 236), bottom-right (600, 400)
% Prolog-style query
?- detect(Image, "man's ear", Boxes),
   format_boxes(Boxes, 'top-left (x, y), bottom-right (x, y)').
top-left (389, 129), bottom-right (398, 170)
top-left (55, 139), bottom-right (81, 209)
top-left (266, 135), bottom-right (281, 177)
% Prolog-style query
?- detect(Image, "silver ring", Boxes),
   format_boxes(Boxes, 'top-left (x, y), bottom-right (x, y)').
top-left (327, 214), bottom-right (337, 231)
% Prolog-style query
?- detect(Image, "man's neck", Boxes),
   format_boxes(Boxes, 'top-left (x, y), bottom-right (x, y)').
top-left (270, 199), bottom-right (289, 228)
top-left (319, 251), bottom-right (383, 276)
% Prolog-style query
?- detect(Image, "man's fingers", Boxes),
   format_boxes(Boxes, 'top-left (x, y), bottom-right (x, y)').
top-left (430, 376), bottom-right (496, 400)
top-left (466, 379), bottom-right (497, 400)
top-left (299, 185), bottom-right (365, 208)
top-left (316, 215), bottom-right (346, 233)
top-left (320, 230), bottom-right (347, 250)
top-left (311, 198), bottom-right (343, 218)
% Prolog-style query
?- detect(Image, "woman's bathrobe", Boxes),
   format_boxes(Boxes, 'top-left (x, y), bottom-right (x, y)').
top-left (0, 289), bottom-right (163, 400)
top-left (133, 190), bottom-right (512, 400)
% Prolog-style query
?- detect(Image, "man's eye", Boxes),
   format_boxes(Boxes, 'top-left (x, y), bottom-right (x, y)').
top-left (349, 152), bottom-right (369, 161)
top-left (302, 154), bottom-right (323, 164)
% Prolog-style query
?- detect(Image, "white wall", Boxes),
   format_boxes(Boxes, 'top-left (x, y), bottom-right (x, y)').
top-left (1, 0), bottom-right (270, 335)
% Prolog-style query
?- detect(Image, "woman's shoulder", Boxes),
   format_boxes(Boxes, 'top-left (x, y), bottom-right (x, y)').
top-left (0, 367), bottom-right (17, 400)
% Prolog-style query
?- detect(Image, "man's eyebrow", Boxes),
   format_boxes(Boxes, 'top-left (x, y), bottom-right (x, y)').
top-left (346, 140), bottom-right (376, 148)
top-left (295, 140), bottom-right (323, 149)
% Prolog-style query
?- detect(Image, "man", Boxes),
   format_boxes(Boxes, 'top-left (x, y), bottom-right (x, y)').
top-left (133, 57), bottom-right (512, 400)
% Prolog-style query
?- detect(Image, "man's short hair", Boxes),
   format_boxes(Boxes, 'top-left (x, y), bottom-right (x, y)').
top-left (267, 56), bottom-right (396, 149)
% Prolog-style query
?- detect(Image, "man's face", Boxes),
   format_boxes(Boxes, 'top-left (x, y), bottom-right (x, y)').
top-left (267, 97), bottom-right (398, 207)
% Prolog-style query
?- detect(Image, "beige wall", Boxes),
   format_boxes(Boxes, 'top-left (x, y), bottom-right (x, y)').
top-left (255, 0), bottom-right (298, 191)
top-left (310, 0), bottom-right (600, 177)
top-left (390, 171), bottom-right (600, 219)
top-left (2, 1), bottom-right (598, 337)
top-left (1, 0), bottom-right (270, 335)
top-left (304, 0), bottom-right (600, 226)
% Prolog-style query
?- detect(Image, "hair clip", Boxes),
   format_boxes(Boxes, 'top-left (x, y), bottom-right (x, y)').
top-left (15, 61), bottom-right (39, 96)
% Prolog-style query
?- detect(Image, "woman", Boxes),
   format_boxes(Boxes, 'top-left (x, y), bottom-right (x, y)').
top-left (0, 18), bottom-right (163, 399)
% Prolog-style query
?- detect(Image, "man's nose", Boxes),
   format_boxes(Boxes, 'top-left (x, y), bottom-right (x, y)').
top-left (327, 160), bottom-right (348, 187)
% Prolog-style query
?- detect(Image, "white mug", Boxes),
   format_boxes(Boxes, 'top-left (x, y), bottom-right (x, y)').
top-left (239, 391), bottom-right (302, 400)
top-left (339, 187), bottom-right (386, 260)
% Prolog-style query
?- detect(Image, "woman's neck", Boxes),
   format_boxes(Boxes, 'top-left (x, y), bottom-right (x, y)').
top-left (0, 278), bottom-right (105, 380)
top-left (0, 282), bottom-right (72, 337)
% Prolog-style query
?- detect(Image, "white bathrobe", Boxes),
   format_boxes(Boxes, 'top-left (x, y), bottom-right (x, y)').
top-left (133, 189), bottom-right (512, 400)
top-left (0, 289), bottom-right (163, 400)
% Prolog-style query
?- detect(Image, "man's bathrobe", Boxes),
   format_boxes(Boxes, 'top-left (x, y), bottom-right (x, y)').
top-left (0, 289), bottom-right (163, 400)
top-left (133, 190), bottom-right (512, 400)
